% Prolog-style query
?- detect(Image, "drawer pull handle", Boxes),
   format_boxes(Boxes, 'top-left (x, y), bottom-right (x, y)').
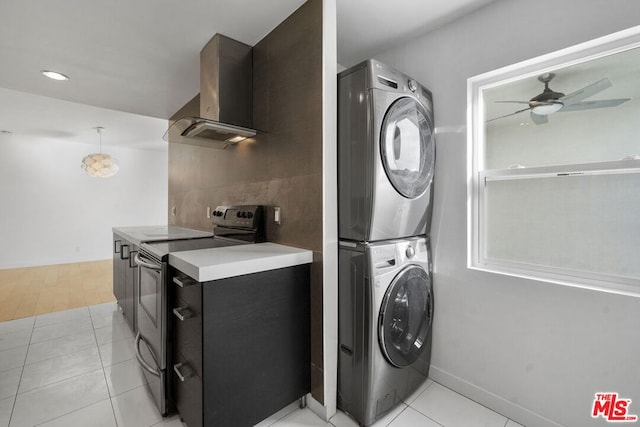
top-left (173, 363), bottom-right (192, 382)
top-left (173, 277), bottom-right (195, 287)
top-left (172, 307), bottom-right (192, 321)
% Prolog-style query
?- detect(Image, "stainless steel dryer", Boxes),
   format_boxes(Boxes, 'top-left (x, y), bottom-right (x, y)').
top-left (338, 59), bottom-right (435, 241)
top-left (338, 236), bottom-right (433, 426)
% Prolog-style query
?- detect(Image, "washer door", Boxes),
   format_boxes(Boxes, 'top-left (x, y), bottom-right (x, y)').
top-left (380, 97), bottom-right (435, 199)
top-left (379, 265), bottom-right (433, 367)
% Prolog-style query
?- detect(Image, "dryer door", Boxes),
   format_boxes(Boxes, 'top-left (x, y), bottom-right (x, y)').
top-left (380, 97), bottom-right (435, 199)
top-left (379, 265), bottom-right (433, 367)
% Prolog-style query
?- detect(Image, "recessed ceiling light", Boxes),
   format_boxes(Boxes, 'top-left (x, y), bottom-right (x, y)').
top-left (41, 70), bottom-right (70, 81)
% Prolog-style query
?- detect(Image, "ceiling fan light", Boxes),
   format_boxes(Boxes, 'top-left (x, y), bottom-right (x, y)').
top-left (531, 102), bottom-right (563, 115)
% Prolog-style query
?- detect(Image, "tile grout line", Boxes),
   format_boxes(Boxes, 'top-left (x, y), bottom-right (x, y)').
top-left (394, 378), bottom-right (448, 427)
top-left (89, 303), bottom-right (122, 427)
top-left (403, 378), bottom-right (435, 406)
top-left (269, 402), bottom-right (305, 427)
top-left (400, 380), bottom-right (449, 427)
top-left (435, 380), bottom-right (510, 419)
top-left (11, 305), bottom-right (119, 426)
top-left (383, 404), bottom-right (410, 427)
top-left (7, 313), bottom-right (36, 427)
top-left (415, 380), bottom-right (510, 426)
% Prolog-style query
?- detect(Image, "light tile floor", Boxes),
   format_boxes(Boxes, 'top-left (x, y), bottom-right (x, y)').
top-left (0, 302), bottom-right (525, 427)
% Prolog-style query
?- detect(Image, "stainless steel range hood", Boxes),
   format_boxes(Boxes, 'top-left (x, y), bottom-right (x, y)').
top-left (165, 116), bottom-right (256, 149)
top-left (164, 34), bottom-right (256, 149)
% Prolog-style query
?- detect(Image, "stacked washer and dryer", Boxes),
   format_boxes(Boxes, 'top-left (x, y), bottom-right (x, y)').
top-left (337, 59), bottom-right (436, 426)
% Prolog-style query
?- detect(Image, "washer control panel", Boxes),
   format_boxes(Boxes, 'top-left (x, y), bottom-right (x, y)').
top-left (405, 246), bottom-right (415, 259)
top-left (370, 237), bottom-right (430, 270)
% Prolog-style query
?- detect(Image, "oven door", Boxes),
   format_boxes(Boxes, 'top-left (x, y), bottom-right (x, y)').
top-left (134, 252), bottom-right (168, 415)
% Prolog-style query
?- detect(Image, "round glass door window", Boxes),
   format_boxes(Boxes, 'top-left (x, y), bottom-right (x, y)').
top-left (379, 265), bottom-right (433, 367)
top-left (380, 97), bottom-right (435, 199)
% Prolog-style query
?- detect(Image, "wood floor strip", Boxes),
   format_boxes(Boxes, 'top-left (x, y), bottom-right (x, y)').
top-left (0, 260), bottom-right (115, 322)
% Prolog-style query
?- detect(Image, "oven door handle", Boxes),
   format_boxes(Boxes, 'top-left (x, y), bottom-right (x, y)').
top-left (134, 332), bottom-right (161, 377)
top-left (134, 253), bottom-right (162, 271)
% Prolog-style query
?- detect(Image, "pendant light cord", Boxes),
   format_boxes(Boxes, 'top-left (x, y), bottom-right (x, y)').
top-left (97, 126), bottom-right (104, 154)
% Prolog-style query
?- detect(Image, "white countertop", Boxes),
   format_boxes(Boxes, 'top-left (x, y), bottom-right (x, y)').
top-left (112, 226), bottom-right (212, 246)
top-left (169, 243), bottom-right (313, 282)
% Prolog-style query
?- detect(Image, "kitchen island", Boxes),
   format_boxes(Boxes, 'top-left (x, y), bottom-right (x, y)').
top-left (169, 242), bottom-right (313, 281)
top-left (168, 244), bottom-right (313, 427)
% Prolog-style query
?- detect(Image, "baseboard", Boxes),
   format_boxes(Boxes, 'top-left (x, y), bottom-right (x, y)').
top-left (429, 365), bottom-right (564, 427)
top-left (307, 393), bottom-right (334, 421)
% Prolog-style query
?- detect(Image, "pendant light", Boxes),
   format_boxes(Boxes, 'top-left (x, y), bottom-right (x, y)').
top-left (81, 127), bottom-right (119, 178)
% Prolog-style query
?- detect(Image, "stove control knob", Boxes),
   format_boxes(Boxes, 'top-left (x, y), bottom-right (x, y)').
top-left (236, 212), bottom-right (242, 218)
top-left (247, 212), bottom-right (254, 219)
top-left (405, 246), bottom-right (415, 259)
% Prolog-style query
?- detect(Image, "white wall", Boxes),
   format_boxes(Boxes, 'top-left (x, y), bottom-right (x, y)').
top-left (319, 0), bottom-right (338, 419)
top-left (0, 133), bottom-right (167, 268)
top-left (373, 1), bottom-right (640, 426)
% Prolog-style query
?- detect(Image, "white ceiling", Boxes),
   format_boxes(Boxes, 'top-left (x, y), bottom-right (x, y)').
top-left (0, 0), bottom-right (494, 151)
top-left (337, 0), bottom-right (495, 67)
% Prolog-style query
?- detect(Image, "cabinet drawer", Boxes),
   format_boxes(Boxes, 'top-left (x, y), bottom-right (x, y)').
top-left (172, 272), bottom-right (202, 311)
top-left (172, 351), bottom-right (203, 427)
top-left (172, 298), bottom-right (203, 377)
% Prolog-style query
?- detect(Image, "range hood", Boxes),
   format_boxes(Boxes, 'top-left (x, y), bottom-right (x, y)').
top-left (164, 34), bottom-right (256, 149)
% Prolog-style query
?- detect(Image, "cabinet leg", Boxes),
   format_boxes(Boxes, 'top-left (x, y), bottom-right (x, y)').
top-left (299, 395), bottom-right (307, 409)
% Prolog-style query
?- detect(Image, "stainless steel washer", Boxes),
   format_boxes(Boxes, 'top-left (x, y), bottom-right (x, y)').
top-left (338, 236), bottom-right (433, 426)
top-left (338, 59), bottom-right (435, 241)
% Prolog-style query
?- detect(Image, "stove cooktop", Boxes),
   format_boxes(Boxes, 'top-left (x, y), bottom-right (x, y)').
top-left (138, 205), bottom-right (265, 261)
top-left (140, 237), bottom-right (246, 260)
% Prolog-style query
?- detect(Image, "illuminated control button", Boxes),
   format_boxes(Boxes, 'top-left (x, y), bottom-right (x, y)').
top-left (405, 246), bottom-right (415, 258)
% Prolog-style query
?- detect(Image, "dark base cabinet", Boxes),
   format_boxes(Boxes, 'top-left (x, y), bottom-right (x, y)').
top-left (169, 264), bottom-right (311, 427)
top-left (112, 233), bottom-right (138, 332)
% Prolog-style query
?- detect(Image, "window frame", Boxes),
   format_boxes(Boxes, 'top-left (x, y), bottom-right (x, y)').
top-left (467, 25), bottom-right (640, 297)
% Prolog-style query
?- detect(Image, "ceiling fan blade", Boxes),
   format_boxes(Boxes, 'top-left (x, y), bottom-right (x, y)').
top-left (486, 107), bottom-right (531, 123)
top-left (561, 78), bottom-right (612, 104)
top-left (559, 98), bottom-right (631, 112)
top-left (530, 111), bottom-right (548, 125)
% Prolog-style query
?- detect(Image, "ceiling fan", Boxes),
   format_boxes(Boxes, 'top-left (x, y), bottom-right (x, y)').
top-left (487, 72), bottom-right (631, 124)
